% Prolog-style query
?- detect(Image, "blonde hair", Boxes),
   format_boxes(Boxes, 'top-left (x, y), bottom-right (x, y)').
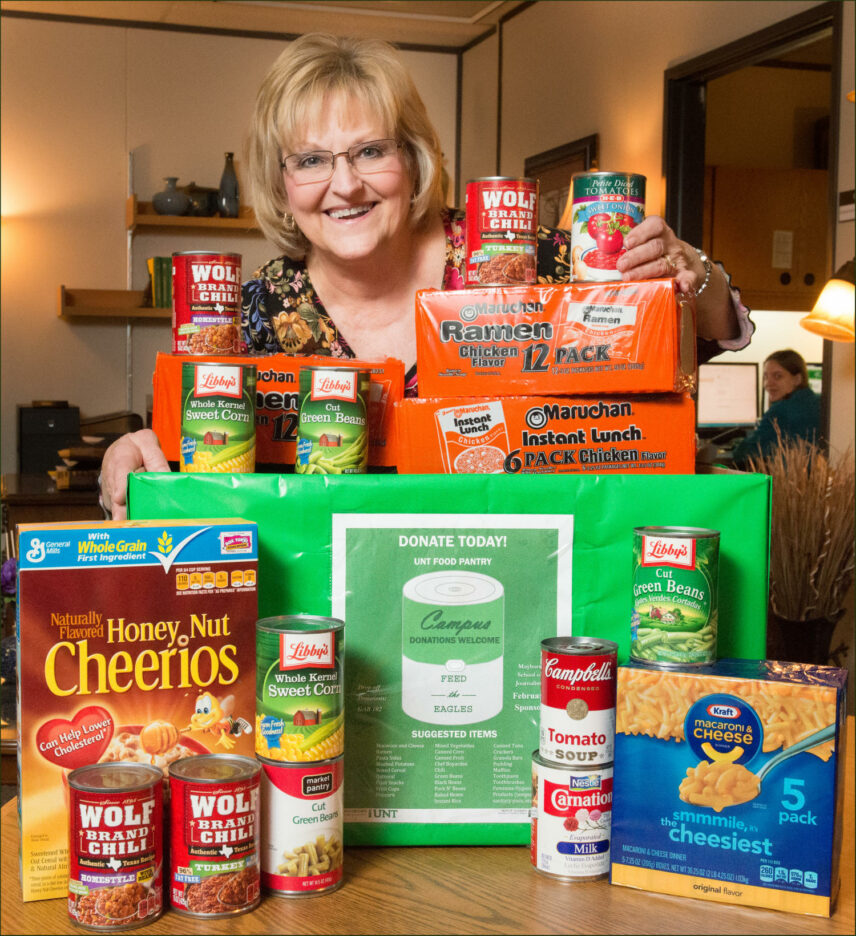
top-left (248, 33), bottom-right (446, 258)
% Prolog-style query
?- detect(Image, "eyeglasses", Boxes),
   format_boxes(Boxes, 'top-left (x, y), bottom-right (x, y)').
top-left (280, 138), bottom-right (402, 184)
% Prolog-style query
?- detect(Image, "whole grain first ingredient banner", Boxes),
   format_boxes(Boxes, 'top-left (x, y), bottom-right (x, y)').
top-left (331, 515), bottom-right (572, 838)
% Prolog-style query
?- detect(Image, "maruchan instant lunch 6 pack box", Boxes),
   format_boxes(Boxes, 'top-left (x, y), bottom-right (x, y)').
top-left (610, 660), bottom-right (848, 916)
top-left (414, 279), bottom-right (695, 398)
top-left (395, 394), bottom-right (696, 475)
top-left (15, 519), bottom-right (258, 901)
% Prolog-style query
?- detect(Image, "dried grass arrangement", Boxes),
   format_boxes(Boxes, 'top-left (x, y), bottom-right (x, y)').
top-left (749, 432), bottom-right (855, 624)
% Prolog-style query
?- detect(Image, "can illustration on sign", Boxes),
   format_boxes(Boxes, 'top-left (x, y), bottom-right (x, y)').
top-left (569, 172), bottom-right (646, 282)
top-left (180, 362), bottom-right (256, 473)
top-left (630, 526), bottom-right (720, 666)
top-left (401, 571), bottom-right (504, 724)
top-left (255, 615), bottom-right (345, 762)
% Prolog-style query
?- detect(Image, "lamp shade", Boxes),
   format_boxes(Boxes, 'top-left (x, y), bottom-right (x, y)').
top-left (799, 259), bottom-right (855, 342)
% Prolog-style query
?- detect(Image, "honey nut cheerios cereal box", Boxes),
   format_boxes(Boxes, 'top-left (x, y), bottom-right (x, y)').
top-left (395, 394), bottom-right (695, 475)
top-left (611, 660), bottom-right (848, 916)
top-left (15, 519), bottom-right (258, 901)
top-left (414, 279), bottom-right (695, 398)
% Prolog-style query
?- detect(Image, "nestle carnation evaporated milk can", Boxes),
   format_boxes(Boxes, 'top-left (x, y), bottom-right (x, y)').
top-left (630, 526), bottom-right (719, 667)
top-left (401, 571), bottom-right (504, 724)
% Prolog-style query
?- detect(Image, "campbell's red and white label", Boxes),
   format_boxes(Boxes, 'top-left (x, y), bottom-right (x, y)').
top-left (169, 757), bottom-right (260, 916)
top-left (641, 533), bottom-right (697, 570)
top-left (531, 756), bottom-right (612, 880)
top-left (67, 764), bottom-right (164, 928)
top-left (259, 757), bottom-right (344, 896)
top-left (540, 638), bottom-right (616, 766)
top-left (280, 632), bottom-right (335, 670)
top-left (194, 364), bottom-right (243, 398)
top-left (311, 369), bottom-right (359, 403)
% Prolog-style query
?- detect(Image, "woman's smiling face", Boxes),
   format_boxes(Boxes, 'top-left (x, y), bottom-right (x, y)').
top-left (281, 94), bottom-right (412, 265)
top-left (763, 359), bottom-right (803, 403)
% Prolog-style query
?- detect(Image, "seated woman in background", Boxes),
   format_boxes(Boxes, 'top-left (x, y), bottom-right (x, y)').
top-left (100, 32), bottom-right (754, 520)
top-left (732, 349), bottom-right (821, 469)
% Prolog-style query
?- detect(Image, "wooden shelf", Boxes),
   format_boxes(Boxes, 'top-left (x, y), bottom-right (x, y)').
top-left (58, 285), bottom-right (171, 319)
top-left (126, 195), bottom-right (258, 232)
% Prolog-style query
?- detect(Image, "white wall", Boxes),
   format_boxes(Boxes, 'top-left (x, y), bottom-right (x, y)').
top-left (0, 18), bottom-right (458, 473)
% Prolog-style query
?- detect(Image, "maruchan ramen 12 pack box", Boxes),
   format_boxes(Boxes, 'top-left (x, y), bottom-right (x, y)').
top-left (415, 279), bottom-right (695, 398)
top-left (15, 519), bottom-right (258, 901)
top-left (395, 394), bottom-right (695, 475)
top-left (611, 660), bottom-right (848, 916)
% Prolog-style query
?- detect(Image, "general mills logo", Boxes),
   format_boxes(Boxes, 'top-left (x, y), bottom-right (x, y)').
top-left (25, 538), bottom-right (46, 563)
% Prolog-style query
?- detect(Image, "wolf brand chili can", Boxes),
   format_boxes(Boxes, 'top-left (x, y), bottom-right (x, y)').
top-left (540, 637), bottom-right (616, 766)
top-left (630, 526), bottom-right (720, 667)
top-left (530, 754), bottom-right (612, 882)
top-left (67, 762), bottom-right (164, 930)
top-left (465, 177), bottom-right (538, 286)
top-left (180, 361), bottom-right (256, 473)
top-left (259, 756), bottom-right (344, 897)
top-left (569, 172), bottom-right (645, 282)
top-left (172, 251), bottom-right (242, 354)
top-left (169, 754), bottom-right (261, 918)
top-left (295, 366), bottom-right (369, 474)
top-left (256, 615), bottom-right (344, 762)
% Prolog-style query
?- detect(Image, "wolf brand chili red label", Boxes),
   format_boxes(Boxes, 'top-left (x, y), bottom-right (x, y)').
top-left (540, 637), bottom-right (616, 765)
top-left (569, 172), bottom-right (645, 282)
top-left (180, 362), bottom-right (256, 473)
top-left (259, 756), bottom-right (344, 897)
top-left (465, 177), bottom-right (538, 286)
top-left (169, 754), bottom-right (261, 918)
top-left (256, 616), bottom-right (344, 762)
top-left (172, 251), bottom-right (242, 354)
top-left (296, 366), bottom-right (369, 474)
top-left (631, 526), bottom-right (720, 667)
top-left (68, 763), bottom-right (164, 930)
top-left (530, 754), bottom-right (612, 881)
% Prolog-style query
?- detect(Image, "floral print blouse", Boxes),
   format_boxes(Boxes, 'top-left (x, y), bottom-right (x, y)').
top-left (241, 207), bottom-right (751, 396)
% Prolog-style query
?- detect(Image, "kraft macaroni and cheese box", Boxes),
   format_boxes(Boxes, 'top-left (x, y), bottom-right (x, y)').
top-left (610, 660), bottom-right (848, 916)
top-left (15, 519), bottom-right (258, 901)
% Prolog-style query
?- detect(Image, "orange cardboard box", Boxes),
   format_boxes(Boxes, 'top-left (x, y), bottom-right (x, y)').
top-left (152, 353), bottom-right (404, 469)
top-left (415, 279), bottom-right (695, 398)
top-left (395, 394), bottom-right (696, 475)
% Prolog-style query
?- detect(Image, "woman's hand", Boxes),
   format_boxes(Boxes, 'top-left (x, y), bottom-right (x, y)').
top-left (616, 215), bottom-right (738, 341)
top-left (100, 429), bottom-right (170, 521)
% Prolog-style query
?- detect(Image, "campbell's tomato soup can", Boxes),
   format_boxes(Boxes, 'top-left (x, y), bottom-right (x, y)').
top-left (259, 756), bottom-right (344, 897)
top-left (169, 754), bottom-right (261, 918)
top-left (67, 762), bottom-right (164, 930)
top-left (172, 251), bottom-right (243, 354)
top-left (530, 754), bottom-right (612, 881)
top-left (569, 172), bottom-right (645, 282)
top-left (465, 177), bottom-right (538, 286)
top-left (540, 636), bottom-right (616, 766)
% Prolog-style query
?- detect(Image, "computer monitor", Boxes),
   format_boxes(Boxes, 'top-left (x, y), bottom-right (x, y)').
top-left (696, 362), bottom-right (760, 428)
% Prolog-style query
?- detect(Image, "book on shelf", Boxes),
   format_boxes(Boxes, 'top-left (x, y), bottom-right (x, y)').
top-left (147, 256), bottom-right (173, 309)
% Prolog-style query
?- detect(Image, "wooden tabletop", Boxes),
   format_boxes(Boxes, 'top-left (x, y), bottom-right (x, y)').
top-left (2, 719), bottom-right (853, 935)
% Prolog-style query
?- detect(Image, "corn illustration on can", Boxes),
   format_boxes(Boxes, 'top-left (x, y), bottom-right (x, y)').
top-left (180, 362), bottom-right (256, 473)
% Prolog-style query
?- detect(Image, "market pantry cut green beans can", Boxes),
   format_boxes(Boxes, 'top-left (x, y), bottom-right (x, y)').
top-left (630, 526), bottom-right (719, 666)
top-left (295, 366), bottom-right (369, 474)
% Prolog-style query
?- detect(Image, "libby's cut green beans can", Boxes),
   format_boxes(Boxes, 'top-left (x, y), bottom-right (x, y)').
top-left (295, 366), bottom-right (369, 474)
top-left (630, 526), bottom-right (719, 667)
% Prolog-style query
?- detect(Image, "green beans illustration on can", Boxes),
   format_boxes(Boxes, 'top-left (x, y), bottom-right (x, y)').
top-left (630, 526), bottom-right (719, 667)
top-left (295, 366), bottom-right (369, 474)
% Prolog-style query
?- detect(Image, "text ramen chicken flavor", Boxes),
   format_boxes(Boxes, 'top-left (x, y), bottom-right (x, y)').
top-left (15, 519), bottom-right (258, 902)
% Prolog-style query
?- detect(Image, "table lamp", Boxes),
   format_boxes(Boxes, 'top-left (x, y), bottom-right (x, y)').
top-left (799, 258), bottom-right (855, 342)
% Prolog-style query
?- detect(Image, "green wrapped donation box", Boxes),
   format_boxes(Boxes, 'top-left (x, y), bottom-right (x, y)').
top-left (129, 472), bottom-right (770, 846)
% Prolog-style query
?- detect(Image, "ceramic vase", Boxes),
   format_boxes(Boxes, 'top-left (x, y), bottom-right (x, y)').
top-left (218, 152), bottom-right (239, 218)
top-left (152, 177), bottom-right (190, 216)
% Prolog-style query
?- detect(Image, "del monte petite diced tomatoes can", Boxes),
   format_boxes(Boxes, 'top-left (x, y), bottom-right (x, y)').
top-left (569, 172), bottom-right (645, 282)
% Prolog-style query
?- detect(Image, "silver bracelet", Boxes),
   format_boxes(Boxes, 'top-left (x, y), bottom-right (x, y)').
top-left (694, 247), bottom-right (712, 297)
